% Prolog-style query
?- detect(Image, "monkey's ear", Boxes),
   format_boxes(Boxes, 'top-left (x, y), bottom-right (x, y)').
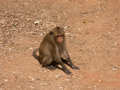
top-left (63, 26), bottom-right (70, 31)
top-left (56, 26), bottom-right (60, 30)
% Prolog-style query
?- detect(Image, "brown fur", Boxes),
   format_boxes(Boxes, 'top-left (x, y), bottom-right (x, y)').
top-left (33, 26), bottom-right (79, 75)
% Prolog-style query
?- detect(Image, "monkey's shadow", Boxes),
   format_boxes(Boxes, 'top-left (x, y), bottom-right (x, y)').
top-left (33, 56), bottom-right (68, 71)
top-left (44, 59), bottom-right (69, 71)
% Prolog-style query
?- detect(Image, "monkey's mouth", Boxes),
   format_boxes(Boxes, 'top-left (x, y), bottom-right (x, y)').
top-left (57, 36), bottom-right (63, 43)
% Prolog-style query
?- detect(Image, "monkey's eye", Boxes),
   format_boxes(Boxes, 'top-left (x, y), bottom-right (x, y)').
top-left (56, 35), bottom-right (64, 37)
top-left (56, 26), bottom-right (60, 30)
top-left (49, 31), bottom-right (54, 35)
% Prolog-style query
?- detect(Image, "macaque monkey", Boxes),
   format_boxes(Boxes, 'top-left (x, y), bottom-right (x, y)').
top-left (33, 26), bottom-right (79, 75)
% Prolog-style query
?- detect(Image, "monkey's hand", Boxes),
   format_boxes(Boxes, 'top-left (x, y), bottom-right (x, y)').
top-left (63, 69), bottom-right (72, 75)
top-left (66, 58), bottom-right (80, 70)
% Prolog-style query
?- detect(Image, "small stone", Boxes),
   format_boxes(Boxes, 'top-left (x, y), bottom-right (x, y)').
top-left (66, 32), bottom-right (70, 35)
top-left (34, 20), bottom-right (40, 25)
top-left (78, 28), bottom-right (82, 31)
top-left (112, 66), bottom-right (118, 71)
top-left (93, 85), bottom-right (97, 88)
top-left (4, 79), bottom-right (8, 82)
top-left (98, 79), bottom-right (102, 83)
top-left (64, 26), bottom-right (70, 30)
top-left (0, 42), bottom-right (2, 44)
top-left (12, 72), bottom-right (16, 74)
top-left (65, 78), bottom-right (70, 81)
top-left (29, 47), bottom-right (33, 50)
top-left (59, 86), bottom-right (64, 90)
top-left (28, 76), bottom-right (35, 81)
top-left (112, 65), bottom-right (120, 71)
top-left (55, 74), bottom-right (62, 78)
top-left (40, 33), bottom-right (44, 36)
top-left (114, 42), bottom-right (118, 46)
top-left (26, 18), bottom-right (31, 21)
top-left (108, 32), bottom-right (111, 34)
top-left (8, 48), bottom-right (12, 51)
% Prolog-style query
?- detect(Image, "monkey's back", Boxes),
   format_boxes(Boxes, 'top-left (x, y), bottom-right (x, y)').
top-left (39, 34), bottom-right (55, 61)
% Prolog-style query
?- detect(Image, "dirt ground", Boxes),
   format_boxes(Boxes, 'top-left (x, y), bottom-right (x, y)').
top-left (0, 0), bottom-right (120, 90)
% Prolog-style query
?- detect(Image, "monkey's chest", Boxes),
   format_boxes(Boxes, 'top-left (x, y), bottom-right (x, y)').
top-left (58, 47), bottom-right (64, 56)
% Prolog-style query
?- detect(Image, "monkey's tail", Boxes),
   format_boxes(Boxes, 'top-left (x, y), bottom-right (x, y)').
top-left (32, 48), bottom-right (39, 60)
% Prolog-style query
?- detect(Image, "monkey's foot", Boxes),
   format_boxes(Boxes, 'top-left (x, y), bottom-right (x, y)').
top-left (46, 65), bottom-right (56, 70)
top-left (64, 70), bottom-right (72, 75)
top-left (71, 65), bottom-right (80, 70)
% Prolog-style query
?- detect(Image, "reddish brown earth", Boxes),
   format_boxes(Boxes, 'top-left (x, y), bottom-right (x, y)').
top-left (0, 0), bottom-right (120, 90)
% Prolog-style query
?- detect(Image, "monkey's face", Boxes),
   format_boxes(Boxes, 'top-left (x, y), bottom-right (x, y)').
top-left (55, 27), bottom-right (65, 43)
top-left (50, 26), bottom-right (65, 43)
top-left (56, 35), bottom-right (64, 43)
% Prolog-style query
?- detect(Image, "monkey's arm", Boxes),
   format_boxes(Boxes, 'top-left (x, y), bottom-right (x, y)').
top-left (54, 47), bottom-right (71, 75)
top-left (65, 58), bottom-right (79, 70)
top-left (62, 47), bottom-right (79, 70)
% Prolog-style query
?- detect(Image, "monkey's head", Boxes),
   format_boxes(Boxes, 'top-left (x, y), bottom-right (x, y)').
top-left (50, 26), bottom-right (65, 43)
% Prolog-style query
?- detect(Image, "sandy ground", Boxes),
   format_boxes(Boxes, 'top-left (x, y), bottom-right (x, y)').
top-left (0, 0), bottom-right (120, 90)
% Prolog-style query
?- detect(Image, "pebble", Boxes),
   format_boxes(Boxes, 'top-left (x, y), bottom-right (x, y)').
top-left (93, 85), bottom-right (97, 90)
top-left (59, 86), bottom-right (64, 90)
top-left (98, 79), bottom-right (102, 83)
top-left (29, 47), bottom-right (33, 50)
top-left (4, 79), bottom-right (8, 82)
top-left (64, 26), bottom-right (68, 29)
top-left (40, 33), bottom-right (44, 36)
top-left (55, 74), bottom-right (62, 78)
top-left (28, 76), bottom-right (35, 81)
top-left (112, 66), bottom-right (119, 71)
top-left (34, 20), bottom-right (40, 25)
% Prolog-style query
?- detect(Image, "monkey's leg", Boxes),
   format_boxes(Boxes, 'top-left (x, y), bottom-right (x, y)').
top-left (46, 65), bottom-right (56, 70)
top-left (41, 56), bottom-right (55, 69)
top-left (55, 59), bottom-right (71, 75)
top-left (55, 47), bottom-right (71, 75)
top-left (63, 58), bottom-right (79, 70)
top-left (62, 49), bottom-right (79, 70)
top-left (41, 56), bottom-right (57, 70)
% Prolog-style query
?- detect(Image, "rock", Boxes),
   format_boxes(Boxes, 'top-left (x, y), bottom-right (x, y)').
top-left (34, 20), bottom-right (41, 25)
top-left (29, 47), bottom-right (33, 50)
top-left (4, 79), bottom-right (8, 82)
top-left (64, 26), bottom-right (70, 30)
top-left (112, 66), bottom-right (119, 71)
top-left (98, 79), bottom-right (102, 83)
top-left (65, 78), bottom-right (70, 81)
top-left (93, 85), bottom-right (97, 89)
top-left (55, 74), bottom-right (62, 78)
top-left (28, 76), bottom-right (35, 81)
top-left (59, 86), bottom-right (64, 90)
